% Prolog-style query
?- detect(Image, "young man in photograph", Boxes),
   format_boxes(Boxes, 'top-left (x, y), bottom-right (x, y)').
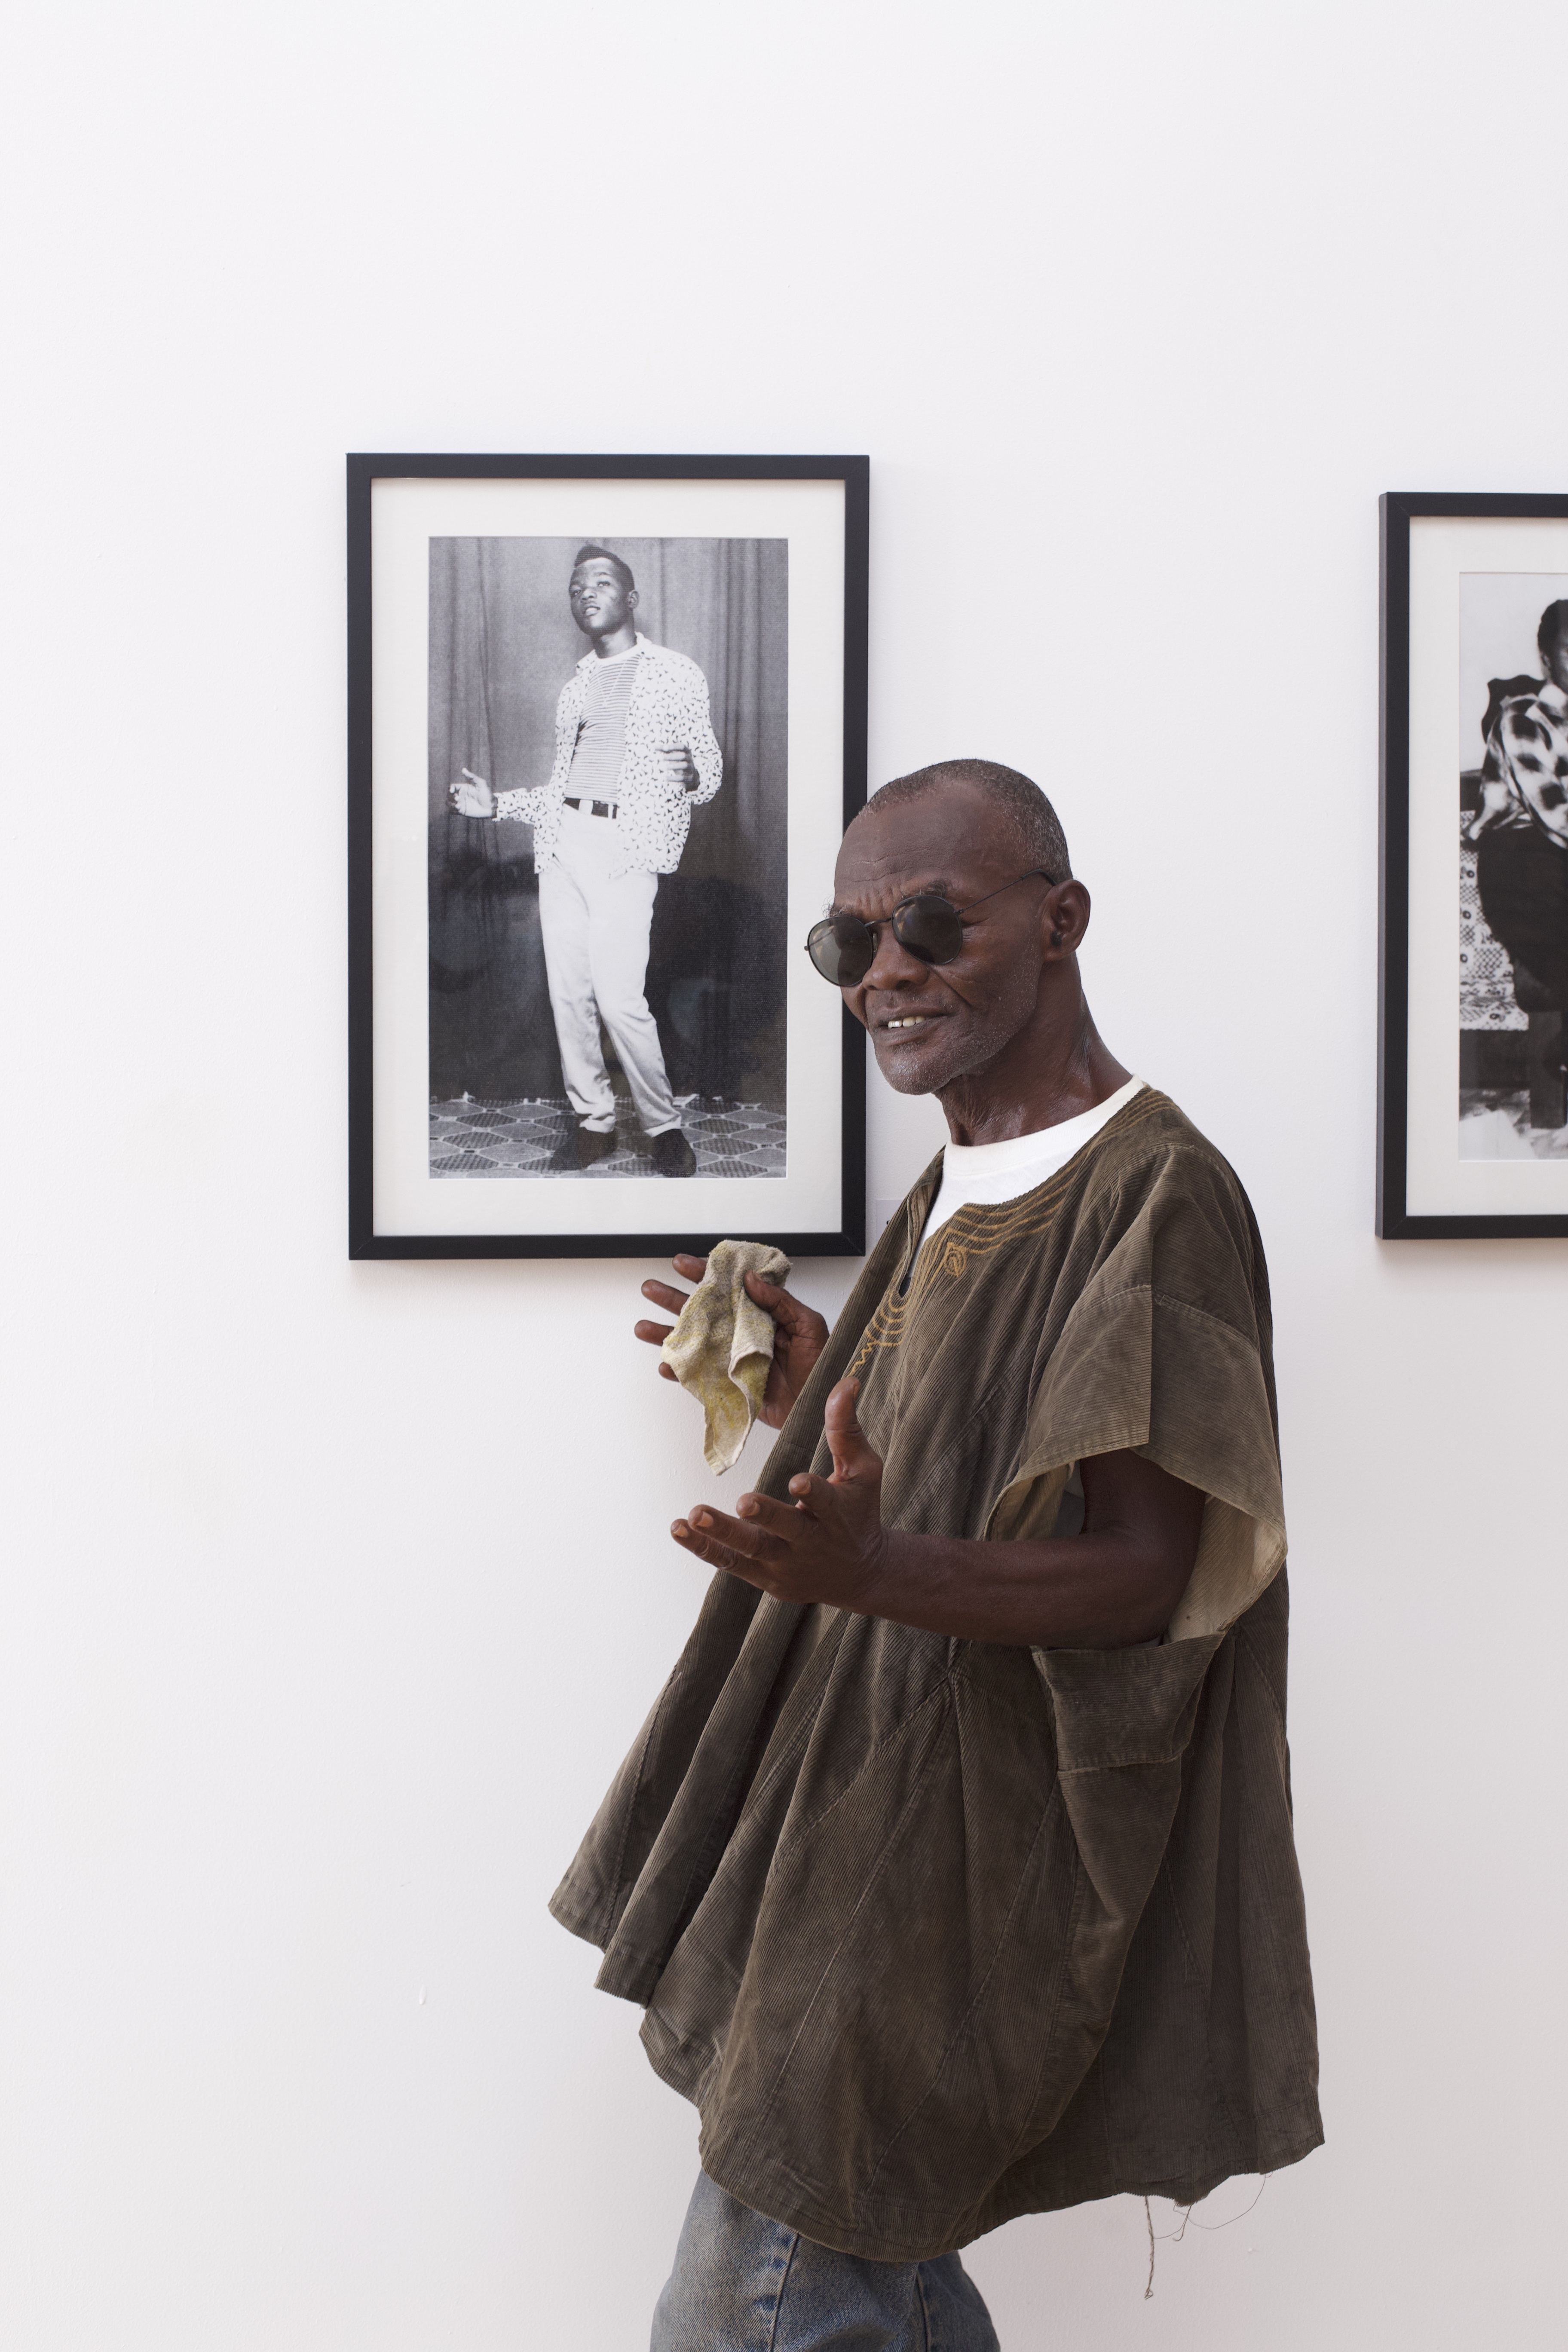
top-left (554, 759), bottom-right (1321, 2348)
top-left (449, 545), bottom-right (722, 1176)
top-left (1467, 595), bottom-right (1568, 1030)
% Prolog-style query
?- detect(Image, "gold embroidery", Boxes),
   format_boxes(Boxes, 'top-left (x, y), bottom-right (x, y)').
top-left (845, 1093), bottom-right (1170, 1379)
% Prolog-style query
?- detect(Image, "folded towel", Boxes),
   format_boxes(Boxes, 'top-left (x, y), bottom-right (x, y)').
top-left (661, 1238), bottom-right (793, 1473)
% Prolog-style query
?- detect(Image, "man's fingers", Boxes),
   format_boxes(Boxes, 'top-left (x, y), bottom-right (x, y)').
top-left (823, 1378), bottom-right (882, 1484)
top-left (634, 1317), bottom-right (676, 1347)
top-left (671, 1519), bottom-right (750, 1576)
top-left (732, 1491), bottom-right (808, 1542)
top-left (682, 1504), bottom-right (787, 1565)
top-left (640, 1279), bottom-right (691, 1314)
top-left (671, 1253), bottom-right (707, 1281)
top-left (743, 1272), bottom-right (787, 1314)
top-left (824, 1376), bottom-right (868, 1442)
top-left (785, 1469), bottom-right (835, 1515)
top-left (744, 1272), bottom-right (826, 1338)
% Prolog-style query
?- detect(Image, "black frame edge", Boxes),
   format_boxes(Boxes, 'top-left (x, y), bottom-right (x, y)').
top-left (347, 454), bottom-right (871, 1261)
top-left (839, 458), bottom-right (870, 1258)
top-left (1377, 489), bottom-right (1568, 1239)
top-left (1376, 493), bottom-right (1411, 1237)
top-left (347, 456), bottom-right (376, 1259)
top-left (346, 1226), bottom-right (869, 1262)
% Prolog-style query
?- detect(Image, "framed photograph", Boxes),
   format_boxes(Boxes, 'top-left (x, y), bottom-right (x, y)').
top-left (1379, 492), bottom-right (1568, 1237)
top-left (348, 454), bottom-right (868, 1259)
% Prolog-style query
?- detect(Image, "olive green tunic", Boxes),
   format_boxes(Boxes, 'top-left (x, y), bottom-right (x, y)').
top-left (551, 1089), bottom-right (1321, 2260)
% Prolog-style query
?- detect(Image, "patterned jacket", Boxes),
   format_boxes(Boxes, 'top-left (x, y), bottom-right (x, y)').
top-left (1470, 675), bottom-right (1568, 848)
top-left (496, 634), bottom-right (723, 877)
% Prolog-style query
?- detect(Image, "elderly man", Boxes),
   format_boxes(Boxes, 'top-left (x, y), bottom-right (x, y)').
top-left (553, 758), bottom-right (1321, 2348)
top-left (450, 545), bottom-right (721, 1176)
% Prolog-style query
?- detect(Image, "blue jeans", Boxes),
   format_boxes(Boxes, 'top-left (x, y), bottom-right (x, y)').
top-left (652, 2171), bottom-right (1001, 2350)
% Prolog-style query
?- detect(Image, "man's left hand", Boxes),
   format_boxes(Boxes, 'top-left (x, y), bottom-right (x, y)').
top-left (656, 746), bottom-right (698, 793)
top-left (672, 1378), bottom-right (888, 1609)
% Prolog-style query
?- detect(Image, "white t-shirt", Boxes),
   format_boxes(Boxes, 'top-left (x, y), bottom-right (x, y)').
top-left (566, 643), bottom-right (641, 803)
top-left (918, 1075), bottom-right (1147, 1248)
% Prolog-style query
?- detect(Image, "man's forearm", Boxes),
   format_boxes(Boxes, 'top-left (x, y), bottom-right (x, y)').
top-left (675, 1409), bottom-right (1204, 1646)
top-left (854, 1527), bottom-right (1194, 1651)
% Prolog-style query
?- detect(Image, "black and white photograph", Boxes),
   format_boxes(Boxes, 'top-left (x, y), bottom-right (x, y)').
top-left (1379, 493), bottom-right (1568, 1236)
top-left (1458, 573), bottom-right (1568, 1158)
top-left (431, 535), bottom-right (787, 1183)
top-left (349, 456), bottom-right (868, 1258)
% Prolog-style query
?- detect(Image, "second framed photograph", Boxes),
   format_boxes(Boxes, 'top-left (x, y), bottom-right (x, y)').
top-left (1380, 491), bottom-right (1568, 1236)
top-left (349, 454), bottom-right (868, 1258)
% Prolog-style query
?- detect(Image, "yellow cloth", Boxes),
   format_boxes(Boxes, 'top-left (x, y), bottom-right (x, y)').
top-left (661, 1239), bottom-right (793, 1473)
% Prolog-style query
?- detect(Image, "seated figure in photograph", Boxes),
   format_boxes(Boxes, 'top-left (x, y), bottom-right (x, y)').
top-left (550, 759), bottom-right (1321, 2349)
top-left (1466, 595), bottom-right (1568, 1043)
top-left (449, 545), bottom-right (722, 1176)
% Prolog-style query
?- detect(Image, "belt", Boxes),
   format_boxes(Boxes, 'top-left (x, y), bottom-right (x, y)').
top-left (564, 796), bottom-right (619, 819)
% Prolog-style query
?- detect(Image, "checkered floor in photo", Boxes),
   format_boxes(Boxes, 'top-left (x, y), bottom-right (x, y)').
top-left (429, 1096), bottom-right (787, 1179)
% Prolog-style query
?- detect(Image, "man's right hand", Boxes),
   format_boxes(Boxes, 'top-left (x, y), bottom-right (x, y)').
top-left (448, 770), bottom-right (495, 818)
top-left (636, 1253), bottom-right (830, 1430)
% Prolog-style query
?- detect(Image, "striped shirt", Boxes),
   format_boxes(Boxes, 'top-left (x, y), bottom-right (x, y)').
top-left (565, 647), bottom-right (640, 805)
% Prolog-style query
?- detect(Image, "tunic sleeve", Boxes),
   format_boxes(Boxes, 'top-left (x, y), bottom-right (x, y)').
top-left (985, 1144), bottom-right (1286, 1640)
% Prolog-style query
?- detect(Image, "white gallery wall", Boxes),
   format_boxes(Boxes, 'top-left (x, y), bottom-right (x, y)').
top-left (3, 3), bottom-right (1564, 2345)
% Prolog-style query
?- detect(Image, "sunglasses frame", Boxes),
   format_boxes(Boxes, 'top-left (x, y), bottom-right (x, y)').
top-left (805, 867), bottom-right (1059, 988)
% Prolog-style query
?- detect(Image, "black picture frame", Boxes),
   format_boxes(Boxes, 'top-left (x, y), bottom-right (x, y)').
top-left (348, 453), bottom-right (869, 1260)
top-left (1378, 490), bottom-right (1568, 1238)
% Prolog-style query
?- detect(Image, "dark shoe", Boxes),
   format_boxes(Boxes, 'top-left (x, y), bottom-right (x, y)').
top-left (546, 1124), bottom-right (616, 1172)
top-left (651, 1127), bottom-right (697, 1177)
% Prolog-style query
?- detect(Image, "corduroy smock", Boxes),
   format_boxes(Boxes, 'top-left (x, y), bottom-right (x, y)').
top-left (551, 1090), bottom-right (1322, 2261)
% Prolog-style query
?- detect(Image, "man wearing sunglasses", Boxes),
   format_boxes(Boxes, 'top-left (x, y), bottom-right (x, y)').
top-left (554, 759), bottom-right (1320, 2349)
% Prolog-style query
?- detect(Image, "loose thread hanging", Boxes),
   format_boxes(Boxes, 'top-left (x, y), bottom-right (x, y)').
top-left (1141, 2177), bottom-right (1270, 2297)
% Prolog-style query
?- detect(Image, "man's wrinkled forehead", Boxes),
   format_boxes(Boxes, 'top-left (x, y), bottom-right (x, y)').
top-left (832, 787), bottom-right (1020, 912)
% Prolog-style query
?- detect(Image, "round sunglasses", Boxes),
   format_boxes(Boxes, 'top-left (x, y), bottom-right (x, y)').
top-left (804, 869), bottom-right (1058, 989)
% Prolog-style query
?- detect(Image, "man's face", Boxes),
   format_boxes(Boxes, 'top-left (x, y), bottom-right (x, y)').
top-left (1545, 623), bottom-right (1568, 696)
top-left (569, 558), bottom-right (634, 638)
top-left (830, 784), bottom-right (1062, 1096)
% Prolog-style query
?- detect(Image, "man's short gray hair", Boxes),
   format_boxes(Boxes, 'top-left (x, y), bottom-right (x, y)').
top-left (864, 758), bottom-right (1072, 882)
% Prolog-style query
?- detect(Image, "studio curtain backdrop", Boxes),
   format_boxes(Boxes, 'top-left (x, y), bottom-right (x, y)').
top-left (427, 536), bottom-right (789, 1110)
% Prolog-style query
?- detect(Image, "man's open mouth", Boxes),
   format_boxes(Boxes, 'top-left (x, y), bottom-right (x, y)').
top-left (879, 1013), bottom-right (941, 1031)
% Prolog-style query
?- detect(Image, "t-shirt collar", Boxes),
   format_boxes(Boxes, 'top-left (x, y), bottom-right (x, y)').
top-left (941, 1077), bottom-right (1145, 1174)
top-left (578, 631), bottom-right (649, 671)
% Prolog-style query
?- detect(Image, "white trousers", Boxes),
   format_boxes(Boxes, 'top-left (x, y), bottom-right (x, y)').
top-left (536, 805), bottom-right (680, 1135)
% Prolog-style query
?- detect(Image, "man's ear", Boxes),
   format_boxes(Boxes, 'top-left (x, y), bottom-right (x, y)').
top-left (1045, 879), bottom-right (1090, 954)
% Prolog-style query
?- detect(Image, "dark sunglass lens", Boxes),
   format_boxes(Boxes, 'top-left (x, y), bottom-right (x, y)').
top-left (805, 917), bottom-right (874, 987)
top-left (805, 921), bottom-right (841, 982)
top-left (828, 916), bottom-right (875, 988)
top-left (893, 895), bottom-right (965, 965)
